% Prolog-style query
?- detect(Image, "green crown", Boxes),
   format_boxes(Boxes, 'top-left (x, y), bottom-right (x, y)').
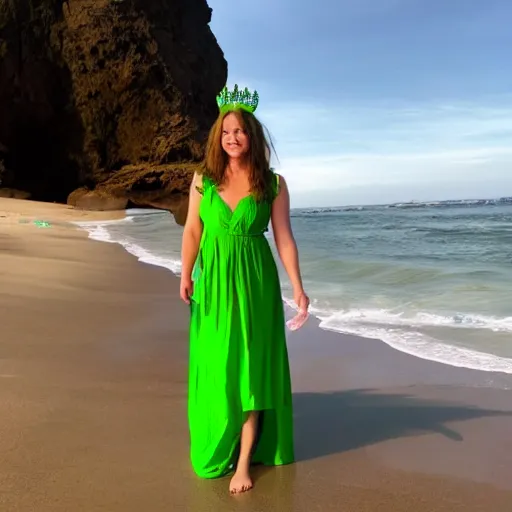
top-left (216, 84), bottom-right (259, 114)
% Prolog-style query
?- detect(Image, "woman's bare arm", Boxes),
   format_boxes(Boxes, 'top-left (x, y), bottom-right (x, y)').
top-left (181, 173), bottom-right (204, 281)
top-left (270, 175), bottom-right (305, 298)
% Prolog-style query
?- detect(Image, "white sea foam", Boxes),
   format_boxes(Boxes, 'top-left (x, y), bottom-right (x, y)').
top-left (319, 320), bottom-right (512, 375)
top-left (74, 215), bottom-right (182, 274)
top-left (117, 239), bottom-right (182, 274)
top-left (315, 307), bottom-right (512, 334)
top-left (73, 215), bottom-right (134, 243)
top-left (282, 297), bottom-right (512, 374)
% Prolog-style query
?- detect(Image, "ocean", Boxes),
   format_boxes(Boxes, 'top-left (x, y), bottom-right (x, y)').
top-left (75, 199), bottom-right (512, 375)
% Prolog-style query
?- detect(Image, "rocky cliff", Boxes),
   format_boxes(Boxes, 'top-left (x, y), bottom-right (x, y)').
top-left (0, 0), bottom-right (227, 223)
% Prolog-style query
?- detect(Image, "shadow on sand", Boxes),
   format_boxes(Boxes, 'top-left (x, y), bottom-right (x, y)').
top-left (293, 388), bottom-right (512, 462)
top-left (184, 389), bottom-right (512, 510)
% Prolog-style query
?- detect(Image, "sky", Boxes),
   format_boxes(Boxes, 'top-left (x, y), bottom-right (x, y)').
top-left (207, 0), bottom-right (512, 207)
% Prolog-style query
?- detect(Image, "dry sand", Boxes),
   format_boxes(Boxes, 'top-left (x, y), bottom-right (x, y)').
top-left (1, 198), bottom-right (512, 511)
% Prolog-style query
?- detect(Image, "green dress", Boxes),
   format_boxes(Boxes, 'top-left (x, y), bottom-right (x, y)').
top-left (188, 173), bottom-right (294, 479)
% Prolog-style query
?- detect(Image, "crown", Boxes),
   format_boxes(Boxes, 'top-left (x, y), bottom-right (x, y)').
top-left (216, 84), bottom-right (259, 114)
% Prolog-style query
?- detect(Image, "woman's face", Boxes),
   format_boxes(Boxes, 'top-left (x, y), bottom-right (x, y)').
top-left (221, 113), bottom-right (250, 160)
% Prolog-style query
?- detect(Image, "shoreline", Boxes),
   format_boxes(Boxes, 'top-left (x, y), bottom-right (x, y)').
top-left (6, 196), bottom-right (510, 382)
top-left (73, 203), bottom-right (512, 378)
top-left (2, 197), bottom-right (512, 510)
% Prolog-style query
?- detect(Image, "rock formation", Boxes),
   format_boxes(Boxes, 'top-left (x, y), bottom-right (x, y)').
top-left (0, 0), bottom-right (227, 222)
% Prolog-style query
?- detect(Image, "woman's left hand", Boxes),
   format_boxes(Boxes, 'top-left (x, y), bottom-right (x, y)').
top-left (294, 289), bottom-right (310, 314)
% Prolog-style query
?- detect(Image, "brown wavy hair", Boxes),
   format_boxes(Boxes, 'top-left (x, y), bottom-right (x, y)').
top-left (201, 109), bottom-right (277, 202)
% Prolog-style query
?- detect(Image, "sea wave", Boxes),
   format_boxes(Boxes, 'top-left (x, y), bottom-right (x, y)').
top-left (319, 322), bottom-right (512, 375)
top-left (282, 298), bottom-right (512, 374)
top-left (74, 214), bottom-right (182, 274)
top-left (310, 307), bottom-right (512, 334)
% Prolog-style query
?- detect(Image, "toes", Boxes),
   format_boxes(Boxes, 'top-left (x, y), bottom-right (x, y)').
top-left (229, 476), bottom-right (253, 495)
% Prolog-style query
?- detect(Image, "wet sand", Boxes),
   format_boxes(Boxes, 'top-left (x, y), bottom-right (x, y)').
top-left (1, 198), bottom-right (512, 511)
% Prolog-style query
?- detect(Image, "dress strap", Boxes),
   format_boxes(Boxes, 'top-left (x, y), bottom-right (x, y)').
top-left (271, 169), bottom-right (280, 200)
top-left (195, 174), bottom-right (214, 196)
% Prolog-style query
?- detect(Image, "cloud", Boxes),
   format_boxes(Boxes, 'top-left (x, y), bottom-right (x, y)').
top-left (281, 146), bottom-right (512, 190)
top-left (252, 97), bottom-right (512, 205)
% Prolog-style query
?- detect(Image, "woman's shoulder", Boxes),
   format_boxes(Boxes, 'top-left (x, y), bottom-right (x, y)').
top-left (193, 172), bottom-right (214, 195)
top-left (270, 169), bottom-right (286, 197)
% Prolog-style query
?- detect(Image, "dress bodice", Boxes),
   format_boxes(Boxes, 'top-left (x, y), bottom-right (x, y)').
top-left (197, 175), bottom-right (278, 237)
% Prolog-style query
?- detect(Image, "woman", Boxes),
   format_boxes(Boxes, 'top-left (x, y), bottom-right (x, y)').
top-left (180, 85), bottom-right (309, 494)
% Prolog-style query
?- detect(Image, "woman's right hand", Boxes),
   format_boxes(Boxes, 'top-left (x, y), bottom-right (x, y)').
top-left (180, 276), bottom-right (194, 305)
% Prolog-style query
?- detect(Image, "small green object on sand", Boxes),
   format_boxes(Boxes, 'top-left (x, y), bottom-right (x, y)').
top-left (33, 220), bottom-right (51, 228)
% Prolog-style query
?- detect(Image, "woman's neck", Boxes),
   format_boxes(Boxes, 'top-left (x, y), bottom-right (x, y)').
top-left (227, 159), bottom-right (250, 178)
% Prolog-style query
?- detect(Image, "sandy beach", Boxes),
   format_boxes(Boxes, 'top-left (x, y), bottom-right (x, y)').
top-left (1, 198), bottom-right (512, 512)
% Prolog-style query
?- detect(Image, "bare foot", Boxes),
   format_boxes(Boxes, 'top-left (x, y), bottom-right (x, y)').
top-left (229, 468), bottom-right (253, 494)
